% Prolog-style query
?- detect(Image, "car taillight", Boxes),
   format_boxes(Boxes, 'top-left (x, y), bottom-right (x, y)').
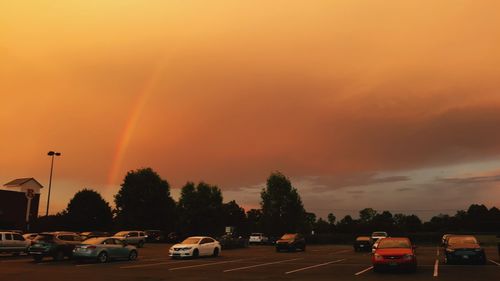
top-left (403, 254), bottom-right (414, 260)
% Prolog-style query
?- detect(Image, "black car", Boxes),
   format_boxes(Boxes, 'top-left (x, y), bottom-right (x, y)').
top-left (218, 234), bottom-right (249, 249)
top-left (145, 230), bottom-right (165, 243)
top-left (275, 233), bottom-right (306, 252)
top-left (353, 236), bottom-right (372, 252)
top-left (28, 232), bottom-right (83, 262)
top-left (444, 235), bottom-right (486, 265)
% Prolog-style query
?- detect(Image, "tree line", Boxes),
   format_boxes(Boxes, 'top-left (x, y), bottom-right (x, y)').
top-left (32, 168), bottom-right (500, 236)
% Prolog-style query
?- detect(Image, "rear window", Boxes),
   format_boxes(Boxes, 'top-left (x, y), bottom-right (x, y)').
top-left (356, 237), bottom-right (370, 241)
top-left (448, 236), bottom-right (478, 245)
top-left (13, 234), bottom-right (24, 241)
top-left (378, 239), bottom-right (410, 249)
top-left (280, 234), bottom-right (297, 240)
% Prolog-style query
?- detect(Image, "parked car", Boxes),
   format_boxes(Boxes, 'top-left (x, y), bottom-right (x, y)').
top-left (80, 232), bottom-right (111, 241)
top-left (73, 237), bottom-right (138, 263)
top-left (444, 235), bottom-right (486, 265)
top-left (249, 233), bottom-right (269, 245)
top-left (145, 230), bottom-right (165, 243)
top-left (370, 231), bottom-right (388, 244)
top-left (217, 234), bottom-right (249, 249)
top-left (353, 236), bottom-right (372, 252)
top-left (23, 233), bottom-right (38, 244)
top-left (28, 232), bottom-right (83, 262)
top-left (169, 236), bottom-right (221, 258)
top-left (113, 231), bottom-right (146, 248)
top-left (0, 231), bottom-right (30, 255)
top-left (372, 237), bottom-right (417, 272)
top-left (275, 233), bottom-right (306, 252)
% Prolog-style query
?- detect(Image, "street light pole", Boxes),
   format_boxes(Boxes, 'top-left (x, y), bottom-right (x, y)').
top-left (46, 151), bottom-right (61, 216)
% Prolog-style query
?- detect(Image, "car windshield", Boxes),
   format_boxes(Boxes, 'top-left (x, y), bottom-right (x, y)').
top-left (181, 238), bottom-right (201, 244)
top-left (280, 234), bottom-right (296, 240)
top-left (377, 239), bottom-right (410, 249)
top-left (34, 234), bottom-right (54, 242)
top-left (83, 237), bottom-right (106, 244)
top-left (448, 236), bottom-right (478, 245)
top-left (372, 232), bottom-right (387, 237)
top-left (114, 232), bottom-right (128, 237)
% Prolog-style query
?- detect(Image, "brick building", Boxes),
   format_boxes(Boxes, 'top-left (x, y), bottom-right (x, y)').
top-left (0, 178), bottom-right (43, 230)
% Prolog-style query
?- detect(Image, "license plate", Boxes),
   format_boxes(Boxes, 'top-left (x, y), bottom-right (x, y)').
top-left (389, 262), bottom-right (398, 266)
top-left (360, 245), bottom-right (364, 247)
top-left (462, 255), bottom-right (469, 259)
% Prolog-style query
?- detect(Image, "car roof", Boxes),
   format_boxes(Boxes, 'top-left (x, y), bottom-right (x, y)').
top-left (186, 236), bottom-right (212, 239)
top-left (379, 237), bottom-right (410, 241)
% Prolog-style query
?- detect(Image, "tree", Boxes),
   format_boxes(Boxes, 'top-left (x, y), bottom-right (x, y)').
top-left (246, 209), bottom-right (263, 233)
top-left (222, 200), bottom-right (247, 235)
top-left (114, 168), bottom-right (175, 231)
top-left (260, 172), bottom-right (306, 236)
top-left (65, 189), bottom-right (113, 231)
top-left (359, 208), bottom-right (377, 223)
top-left (178, 182), bottom-right (224, 236)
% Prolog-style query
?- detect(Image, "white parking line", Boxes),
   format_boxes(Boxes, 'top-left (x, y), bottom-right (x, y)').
top-left (433, 259), bottom-right (439, 277)
top-left (331, 249), bottom-right (351, 255)
top-left (169, 259), bottom-right (245, 271)
top-left (223, 258), bottom-right (303, 273)
top-left (0, 259), bottom-right (32, 263)
top-left (354, 266), bottom-right (373, 276)
top-left (489, 259), bottom-right (500, 266)
top-left (120, 260), bottom-right (180, 269)
top-left (285, 259), bottom-right (346, 274)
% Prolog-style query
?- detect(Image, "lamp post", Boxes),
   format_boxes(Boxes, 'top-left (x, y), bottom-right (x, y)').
top-left (46, 151), bottom-right (61, 216)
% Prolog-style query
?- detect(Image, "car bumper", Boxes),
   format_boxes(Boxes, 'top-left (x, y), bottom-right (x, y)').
top-left (169, 251), bottom-right (193, 258)
top-left (446, 252), bottom-right (485, 264)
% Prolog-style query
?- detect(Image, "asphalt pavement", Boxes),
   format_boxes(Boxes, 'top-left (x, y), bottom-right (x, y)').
top-left (1, 244), bottom-right (498, 281)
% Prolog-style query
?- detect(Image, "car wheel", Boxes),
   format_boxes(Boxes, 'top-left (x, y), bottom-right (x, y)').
top-left (192, 249), bottom-right (199, 258)
top-left (33, 255), bottom-right (43, 262)
top-left (97, 252), bottom-right (108, 263)
top-left (213, 248), bottom-right (219, 257)
top-left (128, 250), bottom-right (138, 261)
top-left (53, 250), bottom-right (65, 261)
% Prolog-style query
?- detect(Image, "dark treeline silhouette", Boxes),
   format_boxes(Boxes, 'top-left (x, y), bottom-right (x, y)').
top-left (29, 168), bottom-right (500, 239)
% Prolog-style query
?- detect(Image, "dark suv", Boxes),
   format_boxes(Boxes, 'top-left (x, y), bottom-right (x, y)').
top-left (28, 232), bottom-right (83, 262)
top-left (275, 233), bottom-right (306, 252)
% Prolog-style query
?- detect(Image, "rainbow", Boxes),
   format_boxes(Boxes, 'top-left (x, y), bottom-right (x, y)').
top-left (107, 62), bottom-right (166, 186)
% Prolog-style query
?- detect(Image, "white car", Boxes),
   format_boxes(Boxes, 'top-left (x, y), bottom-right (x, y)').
top-left (169, 236), bottom-right (221, 258)
top-left (0, 231), bottom-right (30, 255)
top-left (249, 233), bottom-right (269, 244)
top-left (370, 231), bottom-right (388, 244)
top-left (113, 231), bottom-right (146, 248)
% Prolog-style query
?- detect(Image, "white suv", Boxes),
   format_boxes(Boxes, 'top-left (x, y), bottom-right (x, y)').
top-left (0, 231), bottom-right (30, 255)
top-left (249, 233), bottom-right (269, 245)
top-left (113, 231), bottom-right (147, 248)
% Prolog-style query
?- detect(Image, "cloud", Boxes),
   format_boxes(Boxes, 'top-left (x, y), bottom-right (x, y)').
top-left (438, 175), bottom-right (500, 184)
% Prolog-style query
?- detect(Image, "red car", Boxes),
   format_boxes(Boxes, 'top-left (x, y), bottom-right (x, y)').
top-left (372, 237), bottom-right (417, 272)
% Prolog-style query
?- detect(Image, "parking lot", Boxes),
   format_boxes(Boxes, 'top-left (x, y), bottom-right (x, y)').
top-left (1, 244), bottom-right (498, 281)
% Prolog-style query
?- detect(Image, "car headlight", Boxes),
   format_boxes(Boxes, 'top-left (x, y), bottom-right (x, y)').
top-left (403, 254), bottom-right (414, 260)
top-left (446, 248), bottom-right (455, 252)
top-left (374, 254), bottom-right (384, 261)
top-left (181, 247), bottom-right (192, 251)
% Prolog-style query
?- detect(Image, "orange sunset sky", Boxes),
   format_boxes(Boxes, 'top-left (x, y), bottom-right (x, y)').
top-left (1, 1), bottom-right (500, 219)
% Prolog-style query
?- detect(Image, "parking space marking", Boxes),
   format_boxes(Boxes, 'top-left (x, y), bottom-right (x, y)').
top-left (331, 249), bottom-right (351, 254)
top-left (433, 259), bottom-right (439, 277)
top-left (354, 266), bottom-right (373, 276)
top-left (489, 259), bottom-right (500, 266)
top-left (169, 259), bottom-right (246, 271)
top-left (223, 258), bottom-right (303, 273)
top-left (1, 259), bottom-right (32, 263)
top-left (285, 258), bottom-right (346, 274)
top-left (120, 260), bottom-right (180, 269)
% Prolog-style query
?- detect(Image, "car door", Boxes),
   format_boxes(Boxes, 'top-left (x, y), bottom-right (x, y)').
top-left (200, 238), bottom-right (215, 256)
top-left (12, 233), bottom-right (27, 252)
top-left (127, 232), bottom-right (138, 244)
top-left (113, 239), bottom-right (130, 258)
top-left (102, 239), bottom-right (119, 258)
top-left (3, 233), bottom-right (15, 252)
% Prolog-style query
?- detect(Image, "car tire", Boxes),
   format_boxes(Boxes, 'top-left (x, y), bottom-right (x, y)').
top-left (53, 250), bottom-right (65, 261)
top-left (192, 249), bottom-right (199, 258)
top-left (213, 248), bottom-right (219, 257)
top-left (97, 252), bottom-right (108, 263)
top-left (33, 255), bottom-right (43, 262)
top-left (128, 250), bottom-right (138, 261)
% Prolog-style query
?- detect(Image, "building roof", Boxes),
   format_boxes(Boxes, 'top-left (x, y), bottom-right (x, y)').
top-left (4, 178), bottom-right (43, 188)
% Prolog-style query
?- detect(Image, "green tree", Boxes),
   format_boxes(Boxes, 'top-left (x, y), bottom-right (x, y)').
top-left (222, 200), bottom-right (247, 235)
top-left (114, 168), bottom-right (175, 230)
top-left (64, 189), bottom-right (112, 231)
top-left (178, 182), bottom-right (224, 236)
top-left (260, 172), bottom-right (306, 236)
top-left (246, 209), bottom-right (263, 233)
top-left (359, 208), bottom-right (377, 223)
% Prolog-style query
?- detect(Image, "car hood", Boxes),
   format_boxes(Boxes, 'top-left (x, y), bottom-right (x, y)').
top-left (448, 244), bottom-right (481, 250)
top-left (172, 243), bottom-right (198, 248)
top-left (375, 248), bottom-right (413, 255)
top-left (277, 239), bottom-right (294, 243)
